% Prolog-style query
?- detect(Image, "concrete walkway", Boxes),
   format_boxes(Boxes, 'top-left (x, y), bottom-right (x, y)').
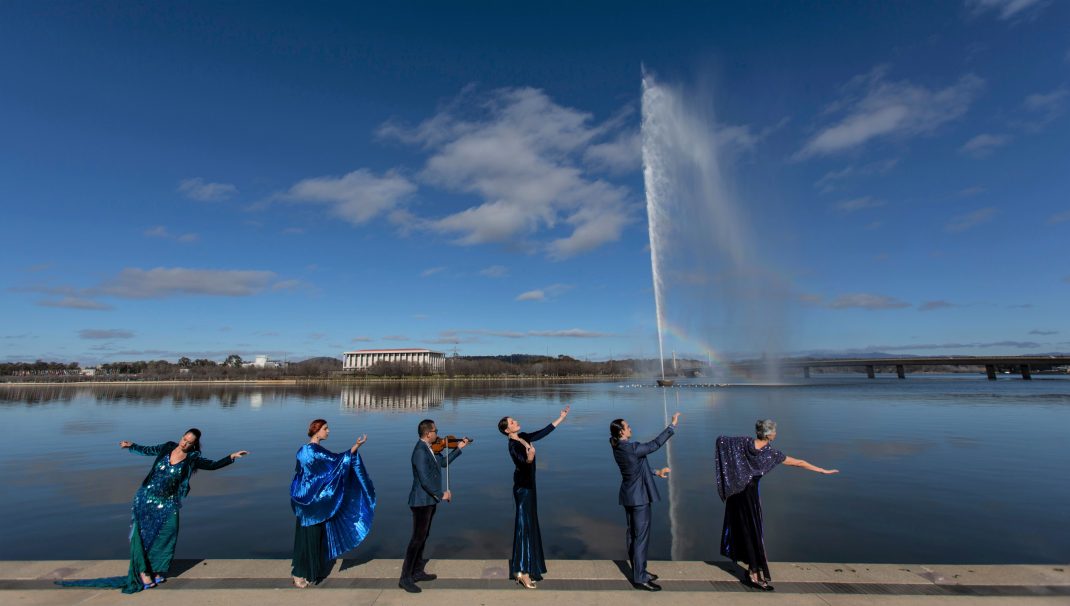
top-left (3, 559), bottom-right (1067, 605)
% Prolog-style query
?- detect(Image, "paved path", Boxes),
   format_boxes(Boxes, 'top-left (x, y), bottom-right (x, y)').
top-left (3, 559), bottom-right (1067, 605)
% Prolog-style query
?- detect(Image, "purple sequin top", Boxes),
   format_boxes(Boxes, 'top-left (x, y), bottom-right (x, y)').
top-left (715, 436), bottom-right (787, 501)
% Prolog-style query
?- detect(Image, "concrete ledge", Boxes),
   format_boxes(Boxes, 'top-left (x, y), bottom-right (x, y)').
top-left (4, 559), bottom-right (1067, 605)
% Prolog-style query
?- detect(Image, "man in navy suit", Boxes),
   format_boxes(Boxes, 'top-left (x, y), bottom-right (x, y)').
top-left (399, 418), bottom-right (469, 594)
top-left (610, 412), bottom-right (680, 591)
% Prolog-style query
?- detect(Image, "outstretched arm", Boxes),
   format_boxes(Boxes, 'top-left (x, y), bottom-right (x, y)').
top-left (784, 456), bottom-right (838, 474)
top-left (194, 450), bottom-right (248, 470)
top-left (634, 413), bottom-right (681, 457)
top-left (122, 441), bottom-right (168, 456)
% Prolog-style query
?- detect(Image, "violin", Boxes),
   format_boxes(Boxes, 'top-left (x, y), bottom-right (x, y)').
top-left (430, 435), bottom-right (473, 453)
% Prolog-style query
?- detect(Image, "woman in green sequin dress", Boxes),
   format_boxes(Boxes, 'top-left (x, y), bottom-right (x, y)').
top-left (58, 428), bottom-right (248, 593)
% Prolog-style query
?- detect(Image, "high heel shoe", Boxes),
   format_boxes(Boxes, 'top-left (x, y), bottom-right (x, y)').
top-left (516, 574), bottom-right (537, 589)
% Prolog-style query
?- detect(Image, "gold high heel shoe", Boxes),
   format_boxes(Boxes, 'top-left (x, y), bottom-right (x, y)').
top-left (517, 573), bottom-right (537, 589)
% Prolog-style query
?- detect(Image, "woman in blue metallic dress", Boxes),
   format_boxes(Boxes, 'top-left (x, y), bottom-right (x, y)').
top-left (290, 418), bottom-right (376, 588)
top-left (497, 404), bottom-right (569, 589)
top-left (58, 428), bottom-right (248, 593)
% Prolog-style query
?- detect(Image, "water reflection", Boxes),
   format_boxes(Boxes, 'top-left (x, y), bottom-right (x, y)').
top-left (341, 383), bottom-right (445, 410)
top-left (0, 378), bottom-right (1068, 564)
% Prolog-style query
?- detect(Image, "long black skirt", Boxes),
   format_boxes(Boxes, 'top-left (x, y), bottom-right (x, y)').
top-left (291, 519), bottom-right (329, 583)
top-left (720, 476), bottom-right (772, 580)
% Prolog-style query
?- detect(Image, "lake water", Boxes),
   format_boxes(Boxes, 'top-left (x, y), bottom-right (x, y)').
top-left (1, 376), bottom-right (1068, 564)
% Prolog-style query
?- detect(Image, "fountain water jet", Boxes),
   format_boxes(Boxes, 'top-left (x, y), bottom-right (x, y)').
top-left (641, 69), bottom-right (787, 383)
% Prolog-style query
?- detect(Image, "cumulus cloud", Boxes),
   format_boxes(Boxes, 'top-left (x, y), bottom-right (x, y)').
top-left (826, 293), bottom-right (911, 310)
top-left (583, 130), bottom-right (641, 174)
top-left (834, 196), bottom-right (886, 212)
top-left (919, 300), bottom-right (958, 311)
top-left (178, 178), bottom-right (238, 201)
top-left (79, 329), bottom-right (135, 340)
top-left (516, 290), bottom-right (546, 302)
top-left (796, 68), bottom-right (983, 159)
top-left (959, 133), bottom-right (1011, 157)
top-left (966, 0), bottom-right (1049, 20)
top-left (479, 265), bottom-right (509, 278)
top-left (380, 86), bottom-right (634, 259)
top-left (281, 169), bottom-right (417, 226)
top-left (946, 207), bottom-right (996, 232)
top-left (1019, 86), bottom-right (1069, 130)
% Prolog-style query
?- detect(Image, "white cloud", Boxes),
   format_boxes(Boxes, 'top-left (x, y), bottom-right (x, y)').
top-left (796, 68), bottom-right (983, 159)
top-left (351, 336), bottom-right (373, 342)
top-left (1047, 210), bottom-right (1070, 224)
top-left (97, 268), bottom-right (283, 298)
top-left (37, 297), bottom-right (113, 311)
top-left (826, 293), bottom-right (911, 310)
top-left (814, 158), bottom-right (898, 193)
top-left (834, 196), bottom-right (886, 212)
top-left (946, 207), bottom-right (996, 232)
top-left (479, 265), bottom-right (509, 278)
top-left (282, 169), bottom-right (417, 225)
top-left (516, 290), bottom-right (545, 301)
top-left (420, 267), bottom-right (446, 277)
top-left (959, 133), bottom-right (1011, 157)
top-left (1020, 86), bottom-right (1069, 130)
top-left (919, 300), bottom-right (958, 311)
top-left (380, 86), bottom-right (634, 258)
top-left (144, 225), bottom-right (199, 243)
top-left (1029, 329), bottom-right (1058, 335)
top-left (966, 0), bottom-right (1048, 20)
top-left (528, 328), bottom-right (613, 338)
top-left (583, 130), bottom-right (641, 174)
top-left (178, 178), bottom-right (238, 202)
top-left (79, 329), bottom-right (135, 340)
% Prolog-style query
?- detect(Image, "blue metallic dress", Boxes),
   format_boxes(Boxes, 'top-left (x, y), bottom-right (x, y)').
top-left (508, 423), bottom-right (556, 581)
top-left (290, 443), bottom-right (375, 581)
top-left (57, 442), bottom-right (235, 593)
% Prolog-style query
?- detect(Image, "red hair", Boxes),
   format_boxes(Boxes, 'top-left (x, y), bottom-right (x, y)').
top-left (307, 419), bottom-right (327, 437)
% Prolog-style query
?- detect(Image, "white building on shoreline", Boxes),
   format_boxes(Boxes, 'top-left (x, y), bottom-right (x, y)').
top-left (342, 348), bottom-right (446, 373)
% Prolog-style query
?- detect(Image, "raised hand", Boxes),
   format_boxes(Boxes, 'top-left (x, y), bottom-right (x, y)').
top-left (229, 450), bottom-right (249, 460)
top-left (355, 434), bottom-right (367, 448)
top-left (119, 441), bottom-right (133, 449)
top-left (671, 412), bottom-right (681, 426)
top-left (560, 404), bottom-right (570, 419)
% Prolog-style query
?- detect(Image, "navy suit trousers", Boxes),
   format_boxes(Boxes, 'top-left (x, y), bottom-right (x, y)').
top-left (624, 503), bottom-right (652, 584)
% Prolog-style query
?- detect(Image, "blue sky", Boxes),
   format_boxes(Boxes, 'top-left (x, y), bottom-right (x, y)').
top-left (1, 1), bottom-right (1068, 364)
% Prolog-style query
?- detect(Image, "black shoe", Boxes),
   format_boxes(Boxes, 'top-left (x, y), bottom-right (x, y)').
top-left (413, 571), bottom-right (437, 582)
top-left (398, 579), bottom-right (422, 593)
top-left (632, 580), bottom-right (662, 591)
top-left (648, 574), bottom-right (659, 582)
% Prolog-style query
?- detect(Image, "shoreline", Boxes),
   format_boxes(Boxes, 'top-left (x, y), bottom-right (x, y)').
top-left (0, 375), bottom-right (635, 387)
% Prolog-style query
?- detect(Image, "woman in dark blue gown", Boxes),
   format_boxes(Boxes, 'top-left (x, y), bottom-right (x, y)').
top-left (497, 405), bottom-right (569, 589)
top-left (290, 418), bottom-right (375, 588)
top-left (716, 419), bottom-right (838, 591)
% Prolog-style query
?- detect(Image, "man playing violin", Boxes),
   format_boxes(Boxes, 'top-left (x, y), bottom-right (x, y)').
top-left (399, 419), bottom-right (470, 594)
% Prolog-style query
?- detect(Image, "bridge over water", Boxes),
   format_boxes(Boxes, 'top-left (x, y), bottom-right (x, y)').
top-left (689, 356), bottom-right (1070, 381)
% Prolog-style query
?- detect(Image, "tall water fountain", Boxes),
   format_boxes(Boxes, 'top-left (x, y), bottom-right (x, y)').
top-left (641, 70), bottom-right (786, 383)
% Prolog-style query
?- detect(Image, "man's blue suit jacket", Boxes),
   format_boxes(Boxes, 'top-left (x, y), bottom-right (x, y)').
top-left (408, 440), bottom-right (463, 507)
top-left (612, 425), bottom-right (674, 507)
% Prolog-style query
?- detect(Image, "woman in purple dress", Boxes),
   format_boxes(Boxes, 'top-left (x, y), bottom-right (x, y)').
top-left (716, 419), bottom-right (838, 591)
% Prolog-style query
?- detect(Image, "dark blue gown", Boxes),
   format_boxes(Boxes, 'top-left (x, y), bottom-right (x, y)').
top-left (508, 423), bottom-right (555, 581)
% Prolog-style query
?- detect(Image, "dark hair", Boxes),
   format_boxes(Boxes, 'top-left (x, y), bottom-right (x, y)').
top-left (184, 428), bottom-right (202, 452)
top-left (308, 418), bottom-right (328, 438)
top-left (418, 419), bottom-right (436, 438)
top-left (497, 417), bottom-right (511, 435)
top-left (609, 419), bottom-right (626, 447)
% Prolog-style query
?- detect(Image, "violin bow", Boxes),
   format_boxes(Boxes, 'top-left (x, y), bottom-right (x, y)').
top-left (445, 438), bottom-right (450, 493)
